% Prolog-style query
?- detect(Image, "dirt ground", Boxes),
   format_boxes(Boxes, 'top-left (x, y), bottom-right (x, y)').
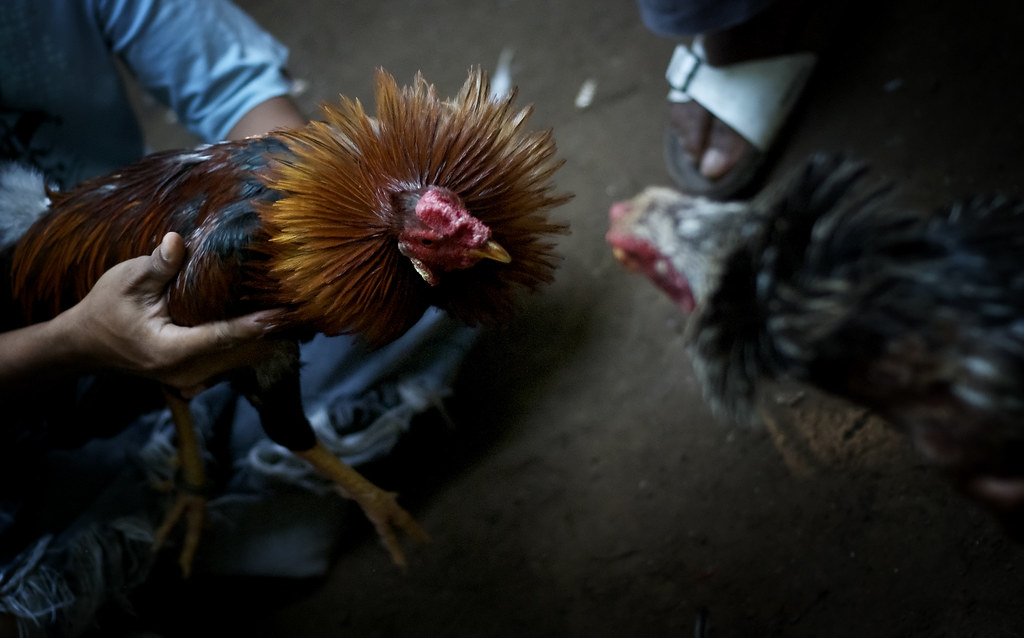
top-left (126, 0), bottom-right (1024, 636)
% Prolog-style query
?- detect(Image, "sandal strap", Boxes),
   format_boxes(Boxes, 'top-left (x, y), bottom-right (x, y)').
top-left (666, 43), bottom-right (701, 103)
top-left (666, 36), bottom-right (709, 103)
top-left (665, 41), bottom-right (816, 151)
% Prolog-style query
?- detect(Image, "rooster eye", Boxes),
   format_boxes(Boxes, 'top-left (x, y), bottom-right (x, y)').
top-left (421, 239), bottom-right (433, 246)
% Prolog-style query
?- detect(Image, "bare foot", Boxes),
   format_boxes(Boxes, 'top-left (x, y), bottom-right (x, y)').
top-left (668, 101), bottom-right (753, 181)
top-left (666, 0), bottom-right (813, 191)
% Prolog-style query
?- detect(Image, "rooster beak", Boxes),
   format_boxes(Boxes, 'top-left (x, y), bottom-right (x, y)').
top-left (471, 239), bottom-right (512, 264)
top-left (611, 247), bottom-right (637, 271)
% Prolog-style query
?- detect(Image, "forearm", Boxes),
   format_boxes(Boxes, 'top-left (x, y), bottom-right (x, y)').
top-left (226, 95), bottom-right (307, 140)
top-left (0, 313), bottom-right (83, 394)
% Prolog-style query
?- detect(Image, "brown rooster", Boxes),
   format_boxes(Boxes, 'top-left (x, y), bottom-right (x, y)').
top-left (607, 155), bottom-right (1024, 538)
top-left (7, 67), bottom-right (570, 573)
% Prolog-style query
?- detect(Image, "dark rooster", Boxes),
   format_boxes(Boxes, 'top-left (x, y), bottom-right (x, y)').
top-left (607, 154), bottom-right (1024, 538)
top-left (6, 68), bottom-right (570, 573)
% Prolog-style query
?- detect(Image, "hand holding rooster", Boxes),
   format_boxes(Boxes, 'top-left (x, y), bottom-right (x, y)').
top-left (55, 231), bottom-right (282, 396)
top-left (1, 232), bottom-right (281, 398)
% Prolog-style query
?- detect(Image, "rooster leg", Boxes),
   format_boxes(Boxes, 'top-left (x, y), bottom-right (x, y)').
top-left (293, 441), bottom-right (431, 566)
top-left (151, 387), bottom-right (207, 578)
top-left (241, 341), bottom-right (429, 567)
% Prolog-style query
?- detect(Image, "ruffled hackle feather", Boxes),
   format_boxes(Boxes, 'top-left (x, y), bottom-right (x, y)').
top-left (255, 67), bottom-right (570, 344)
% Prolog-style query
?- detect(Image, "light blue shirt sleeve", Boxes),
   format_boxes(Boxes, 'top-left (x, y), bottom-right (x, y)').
top-left (94, 0), bottom-right (295, 142)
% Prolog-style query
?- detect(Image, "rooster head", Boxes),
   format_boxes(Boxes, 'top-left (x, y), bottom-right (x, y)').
top-left (607, 195), bottom-right (697, 312)
top-left (396, 186), bottom-right (511, 286)
top-left (607, 187), bottom-right (753, 313)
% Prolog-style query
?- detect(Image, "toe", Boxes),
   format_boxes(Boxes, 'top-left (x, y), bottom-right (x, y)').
top-left (699, 118), bottom-right (755, 180)
top-left (668, 101), bottom-right (712, 163)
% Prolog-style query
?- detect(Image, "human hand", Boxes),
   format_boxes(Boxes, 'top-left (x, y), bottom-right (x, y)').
top-left (57, 232), bottom-right (282, 396)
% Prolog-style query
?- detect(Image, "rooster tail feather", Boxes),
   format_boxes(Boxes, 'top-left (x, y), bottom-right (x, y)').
top-left (0, 164), bottom-right (51, 251)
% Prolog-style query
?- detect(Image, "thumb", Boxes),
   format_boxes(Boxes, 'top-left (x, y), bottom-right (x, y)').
top-left (131, 232), bottom-right (186, 295)
top-left (153, 232), bottom-right (186, 280)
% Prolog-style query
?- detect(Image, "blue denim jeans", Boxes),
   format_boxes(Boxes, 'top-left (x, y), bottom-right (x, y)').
top-left (0, 308), bottom-right (476, 637)
top-left (636, 0), bottom-right (777, 37)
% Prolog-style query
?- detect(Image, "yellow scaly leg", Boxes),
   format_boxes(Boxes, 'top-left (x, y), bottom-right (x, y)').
top-left (294, 441), bottom-right (430, 567)
top-left (151, 388), bottom-right (208, 578)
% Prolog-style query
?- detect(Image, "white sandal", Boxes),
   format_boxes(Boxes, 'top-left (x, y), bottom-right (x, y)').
top-left (664, 37), bottom-right (816, 199)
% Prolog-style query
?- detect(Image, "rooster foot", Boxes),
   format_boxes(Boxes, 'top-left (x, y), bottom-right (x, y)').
top-left (342, 482), bottom-right (431, 567)
top-left (152, 488), bottom-right (207, 578)
top-left (295, 441), bottom-right (430, 567)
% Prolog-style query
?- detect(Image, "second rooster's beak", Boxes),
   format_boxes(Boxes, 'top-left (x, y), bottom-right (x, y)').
top-left (471, 240), bottom-right (512, 264)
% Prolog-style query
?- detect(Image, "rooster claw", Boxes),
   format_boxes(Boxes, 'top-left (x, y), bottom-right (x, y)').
top-left (152, 491), bottom-right (207, 578)
top-left (346, 485), bottom-right (431, 568)
top-left (297, 441), bottom-right (429, 567)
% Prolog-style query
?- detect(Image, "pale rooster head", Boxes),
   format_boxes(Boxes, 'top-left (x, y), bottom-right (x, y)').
top-left (606, 187), bottom-right (755, 314)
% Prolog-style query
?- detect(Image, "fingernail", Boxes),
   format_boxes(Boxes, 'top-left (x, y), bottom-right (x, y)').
top-left (252, 309), bottom-right (285, 333)
top-left (159, 232), bottom-right (178, 263)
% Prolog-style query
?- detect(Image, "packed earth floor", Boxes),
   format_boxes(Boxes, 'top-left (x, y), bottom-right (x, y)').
top-left (112, 0), bottom-right (1024, 635)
